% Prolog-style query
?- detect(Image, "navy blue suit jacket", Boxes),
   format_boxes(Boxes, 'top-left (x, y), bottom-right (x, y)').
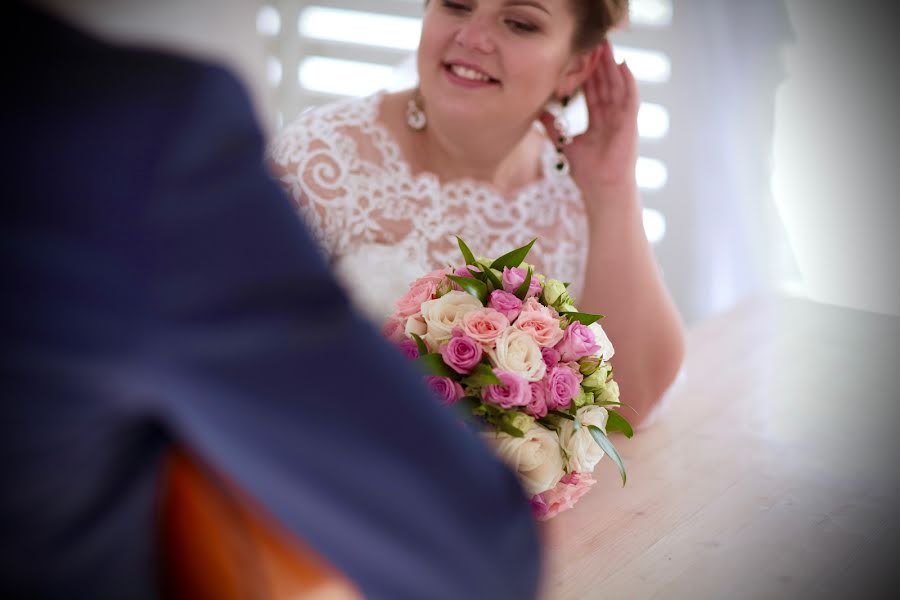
top-left (0, 5), bottom-right (539, 599)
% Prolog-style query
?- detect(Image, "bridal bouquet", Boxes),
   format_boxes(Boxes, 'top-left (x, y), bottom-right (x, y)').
top-left (382, 238), bottom-right (633, 520)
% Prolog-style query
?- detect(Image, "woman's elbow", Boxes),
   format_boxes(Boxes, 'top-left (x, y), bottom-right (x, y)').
top-left (628, 323), bottom-right (686, 429)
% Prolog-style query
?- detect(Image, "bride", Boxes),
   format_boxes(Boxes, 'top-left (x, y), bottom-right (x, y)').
top-left (268, 0), bottom-right (684, 428)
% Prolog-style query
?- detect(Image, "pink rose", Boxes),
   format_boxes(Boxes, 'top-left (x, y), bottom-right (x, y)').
top-left (540, 347), bottom-right (561, 369)
top-left (397, 339), bottom-right (420, 359)
top-left (483, 370), bottom-right (530, 409)
top-left (426, 376), bottom-right (465, 405)
top-left (514, 306), bottom-right (564, 348)
top-left (530, 495), bottom-right (549, 520)
top-left (555, 322), bottom-right (600, 362)
top-left (526, 381), bottom-right (549, 418)
top-left (395, 279), bottom-right (437, 319)
top-left (545, 365), bottom-right (580, 410)
top-left (462, 307), bottom-right (510, 348)
top-left (416, 267), bottom-right (452, 286)
top-left (531, 472), bottom-right (597, 520)
top-left (382, 316), bottom-right (407, 344)
top-left (502, 267), bottom-right (543, 298)
top-left (488, 290), bottom-right (523, 322)
top-left (521, 297), bottom-right (557, 317)
top-left (439, 331), bottom-right (483, 374)
top-left (454, 266), bottom-right (479, 278)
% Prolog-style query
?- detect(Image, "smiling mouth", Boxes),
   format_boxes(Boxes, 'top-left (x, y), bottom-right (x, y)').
top-left (443, 63), bottom-right (500, 84)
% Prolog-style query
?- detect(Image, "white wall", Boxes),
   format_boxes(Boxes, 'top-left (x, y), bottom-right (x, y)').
top-left (773, 1), bottom-right (900, 316)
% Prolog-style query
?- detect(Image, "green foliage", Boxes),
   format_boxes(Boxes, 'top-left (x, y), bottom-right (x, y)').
top-left (473, 402), bottom-right (527, 437)
top-left (514, 266), bottom-right (534, 301)
top-left (478, 260), bottom-right (503, 291)
top-left (490, 239), bottom-right (536, 270)
top-left (559, 311), bottom-right (604, 326)
top-left (447, 274), bottom-right (488, 305)
top-left (410, 333), bottom-right (428, 356)
top-left (456, 236), bottom-right (477, 268)
top-left (415, 353), bottom-right (456, 378)
top-left (605, 411), bottom-right (634, 439)
top-left (588, 425), bottom-right (627, 486)
top-left (461, 363), bottom-right (502, 387)
top-left (549, 410), bottom-right (575, 421)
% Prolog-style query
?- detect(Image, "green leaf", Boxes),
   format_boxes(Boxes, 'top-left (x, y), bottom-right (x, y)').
top-left (415, 353), bottom-right (456, 378)
top-left (573, 417), bottom-right (581, 431)
top-left (605, 411), bottom-right (634, 439)
top-left (549, 410), bottom-right (576, 421)
top-left (461, 363), bottom-right (502, 387)
top-left (410, 333), bottom-right (428, 356)
top-left (458, 395), bottom-right (481, 411)
top-left (559, 311), bottom-right (604, 326)
top-left (514, 266), bottom-right (533, 301)
top-left (477, 260), bottom-right (503, 291)
top-left (588, 425), bottom-right (627, 486)
top-left (490, 238), bottom-right (536, 270)
top-left (461, 265), bottom-right (488, 285)
top-left (456, 236), bottom-right (477, 268)
top-left (536, 417), bottom-right (560, 430)
top-left (447, 275), bottom-right (488, 305)
top-left (592, 400), bottom-right (624, 409)
top-left (496, 420), bottom-right (526, 438)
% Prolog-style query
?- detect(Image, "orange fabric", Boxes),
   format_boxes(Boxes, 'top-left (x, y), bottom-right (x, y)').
top-left (158, 450), bottom-right (362, 600)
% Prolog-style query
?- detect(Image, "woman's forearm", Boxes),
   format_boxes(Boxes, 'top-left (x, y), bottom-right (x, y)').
top-left (579, 183), bottom-right (686, 427)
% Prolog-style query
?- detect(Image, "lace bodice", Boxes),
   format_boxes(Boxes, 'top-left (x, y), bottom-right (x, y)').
top-left (269, 92), bottom-right (589, 322)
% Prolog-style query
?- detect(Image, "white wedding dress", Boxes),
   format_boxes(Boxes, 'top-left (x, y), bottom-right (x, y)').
top-left (268, 92), bottom-right (590, 323)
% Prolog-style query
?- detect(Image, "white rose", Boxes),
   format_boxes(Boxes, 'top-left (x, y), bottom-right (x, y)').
top-left (588, 322), bottom-right (615, 362)
top-left (559, 406), bottom-right (609, 473)
top-left (487, 328), bottom-right (547, 382)
top-left (405, 313), bottom-right (427, 338)
top-left (420, 290), bottom-right (483, 348)
top-left (482, 424), bottom-right (565, 496)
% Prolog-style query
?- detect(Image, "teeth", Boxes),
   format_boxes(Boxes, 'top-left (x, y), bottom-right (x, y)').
top-left (450, 65), bottom-right (491, 82)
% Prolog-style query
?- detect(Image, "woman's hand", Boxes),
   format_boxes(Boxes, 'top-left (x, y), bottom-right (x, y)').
top-left (541, 40), bottom-right (640, 197)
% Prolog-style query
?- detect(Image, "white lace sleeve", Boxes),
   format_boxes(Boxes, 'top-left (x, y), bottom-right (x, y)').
top-left (267, 105), bottom-right (356, 261)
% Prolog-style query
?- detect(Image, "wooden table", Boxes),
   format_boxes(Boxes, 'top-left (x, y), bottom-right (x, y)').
top-left (540, 294), bottom-right (900, 599)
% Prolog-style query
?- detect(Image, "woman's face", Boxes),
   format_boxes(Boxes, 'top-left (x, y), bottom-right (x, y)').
top-left (417, 0), bottom-right (583, 130)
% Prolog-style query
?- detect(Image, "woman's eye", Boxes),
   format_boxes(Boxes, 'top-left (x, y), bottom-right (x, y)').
top-left (507, 19), bottom-right (538, 33)
top-left (442, 1), bottom-right (471, 12)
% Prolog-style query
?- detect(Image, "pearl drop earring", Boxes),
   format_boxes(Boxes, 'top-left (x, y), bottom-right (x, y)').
top-left (406, 90), bottom-right (426, 131)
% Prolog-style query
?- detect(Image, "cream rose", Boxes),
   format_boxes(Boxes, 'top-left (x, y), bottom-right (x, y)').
top-left (559, 406), bottom-right (610, 473)
top-left (588, 322), bottom-right (615, 362)
top-left (405, 313), bottom-right (427, 338)
top-left (420, 291), bottom-right (483, 348)
top-left (482, 424), bottom-right (565, 496)
top-left (487, 328), bottom-right (547, 382)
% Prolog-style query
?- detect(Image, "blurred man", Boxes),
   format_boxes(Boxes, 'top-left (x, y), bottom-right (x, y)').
top-left (0, 3), bottom-right (540, 599)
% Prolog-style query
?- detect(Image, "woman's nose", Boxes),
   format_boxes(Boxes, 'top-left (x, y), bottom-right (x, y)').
top-left (453, 17), bottom-right (496, 53)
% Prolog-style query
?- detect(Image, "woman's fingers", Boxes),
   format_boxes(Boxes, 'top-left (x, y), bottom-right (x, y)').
top-left (620, 61), bottom-right (639, 112)
top-left (583, 70), bottom-right (602, 129)
top-left (603, 42), bottom-right (625, 106)
top-left (596, 42), bottom-right (611, 104)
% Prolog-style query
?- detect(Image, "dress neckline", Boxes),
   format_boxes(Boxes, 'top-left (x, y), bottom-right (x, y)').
top-left (366, 90), bottom-right (563, 201)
